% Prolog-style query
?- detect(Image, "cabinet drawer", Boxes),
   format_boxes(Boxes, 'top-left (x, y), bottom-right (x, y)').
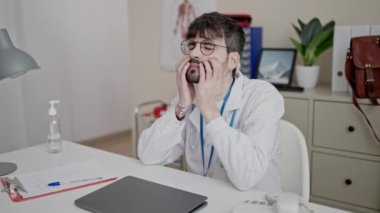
top-left (313, 101), bottom-right (380, 156)
top-left (312, 152), bottom-right (380, 210)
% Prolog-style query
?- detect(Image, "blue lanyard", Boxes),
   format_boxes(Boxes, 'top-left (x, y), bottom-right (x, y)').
top-left (200, 78), bottom-right (236, 177)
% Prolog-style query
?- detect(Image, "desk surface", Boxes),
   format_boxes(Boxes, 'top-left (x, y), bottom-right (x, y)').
top-left (0, 141), bottom-right (349, 213)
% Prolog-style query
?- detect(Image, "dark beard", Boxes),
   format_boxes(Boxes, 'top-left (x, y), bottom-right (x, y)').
top-left (186, 58), bottom-right (200, 84)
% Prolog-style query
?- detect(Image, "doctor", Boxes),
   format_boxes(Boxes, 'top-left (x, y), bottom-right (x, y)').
top-left (138, 12), bottom-right (284, 192)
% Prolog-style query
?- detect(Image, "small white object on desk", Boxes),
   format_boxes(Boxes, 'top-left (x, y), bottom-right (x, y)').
top-left (233, 192), bottom-right (316, 213)
top-left (274, 193), bottom-right (299, 213)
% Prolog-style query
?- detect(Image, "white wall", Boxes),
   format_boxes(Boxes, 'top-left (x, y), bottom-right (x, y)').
top-left (0, 0), bottom-right (131, 153)
top-left (18, 0), bottom-right (74, 148)
top-left (66, 0), bottom-right (130, 141)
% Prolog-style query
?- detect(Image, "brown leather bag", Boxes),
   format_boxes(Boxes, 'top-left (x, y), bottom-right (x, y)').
top-left (345, 35), bottom-right (380, 143)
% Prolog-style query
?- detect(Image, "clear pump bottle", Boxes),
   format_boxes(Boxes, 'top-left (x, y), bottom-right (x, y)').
top-left (47, 100), bottom-right (62, 153)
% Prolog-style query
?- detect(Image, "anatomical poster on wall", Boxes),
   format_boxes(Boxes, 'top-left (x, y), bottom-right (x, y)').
top-left (160, 0), bottom-right (216, 71)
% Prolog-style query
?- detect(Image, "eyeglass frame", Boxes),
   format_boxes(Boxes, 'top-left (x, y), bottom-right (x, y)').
top-left (180, 39), bottom-right (228, 56)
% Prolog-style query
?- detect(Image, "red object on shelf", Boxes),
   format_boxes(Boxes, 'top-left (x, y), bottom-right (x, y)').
top-left (225, 14), bottom-right (252, 27)
top-left (153, 104), bottom-right (167, 118)
top-left (143, 104), bottom-right (168, 119)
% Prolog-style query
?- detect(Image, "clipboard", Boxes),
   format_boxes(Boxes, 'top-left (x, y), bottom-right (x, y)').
top-left (0, 159), bottom-right (117, 202)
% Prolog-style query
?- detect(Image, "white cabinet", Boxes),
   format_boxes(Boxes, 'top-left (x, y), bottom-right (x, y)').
top-left (312, 152), bottom-right (380, 211)
top-left (283, 98), bottom-right (309, 140)
top-left (281, 86), bottom-right (380, 213)
top-left (313, 101), bottom-right (380, 156)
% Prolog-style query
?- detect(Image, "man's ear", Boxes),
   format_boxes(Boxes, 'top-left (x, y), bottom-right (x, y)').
top-left (228, 52), bottom-right (240, 71)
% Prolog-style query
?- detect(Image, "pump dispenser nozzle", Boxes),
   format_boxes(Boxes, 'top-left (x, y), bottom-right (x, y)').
top-left (49, 100), bottom-right (60, 116)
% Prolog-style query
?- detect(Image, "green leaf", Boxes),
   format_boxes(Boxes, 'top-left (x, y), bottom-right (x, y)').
top-left (300, 18), bottom-right (322, 46)
top-left (297, 19), bottom-right (306, 30)
top-left (290, 37), bottom-right (305, 56)
top-left (315, 34), bottom-right (334, 57)
top-left (322, 20), bottom-right (335, 31)
top-left (314, 21), bottom-right (335, 57)
top-left (304, 48), bottom-right (316, 66)
top-left (292, 23), bottom-right (302, 37)
top-left (308, 26), bottom-right (334, 53)
top-left (290, 37), bottom-right (307, 64)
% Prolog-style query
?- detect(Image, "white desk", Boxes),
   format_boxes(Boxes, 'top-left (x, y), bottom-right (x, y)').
top-left (0, 141), bottom-right (349, 213)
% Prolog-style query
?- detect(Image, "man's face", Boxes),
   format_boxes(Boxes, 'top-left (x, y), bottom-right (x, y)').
top-left (184, 35), bottom-right (232, 83)
top-left (188, 36), bottom-right (229, 67)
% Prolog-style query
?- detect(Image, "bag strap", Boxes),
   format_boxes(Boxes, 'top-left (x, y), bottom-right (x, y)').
top-left (345, 48), bottom-right (356, 94)
top-left (351, 92), bottom-right (380, 143)
top-left (365, 68), bottom-right (379, 105)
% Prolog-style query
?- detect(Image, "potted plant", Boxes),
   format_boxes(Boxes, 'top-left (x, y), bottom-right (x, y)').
top-left (290, 18), bottom-right (335, 89)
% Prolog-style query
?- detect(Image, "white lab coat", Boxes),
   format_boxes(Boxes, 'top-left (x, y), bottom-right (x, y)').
top-left (138, 72), bottom-right (284, 192)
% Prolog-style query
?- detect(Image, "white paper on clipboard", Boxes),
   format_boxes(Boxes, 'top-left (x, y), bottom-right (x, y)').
top-left (6, 159), bottom-right (116, 198)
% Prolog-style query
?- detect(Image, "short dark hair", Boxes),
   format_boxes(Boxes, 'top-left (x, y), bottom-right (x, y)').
top-left (186, 12), bottom-right (245, 56)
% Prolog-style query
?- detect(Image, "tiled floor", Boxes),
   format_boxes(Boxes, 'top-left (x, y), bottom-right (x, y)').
top-left (81, 130), bottom-right (133, 157)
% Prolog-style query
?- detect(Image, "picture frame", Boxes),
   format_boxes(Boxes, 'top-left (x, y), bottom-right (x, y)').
top-left (255, 48), bottom-right (297, 86)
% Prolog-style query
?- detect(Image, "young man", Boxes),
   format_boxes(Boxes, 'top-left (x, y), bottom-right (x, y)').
top-left (138, 12), bottom-right (284, 192)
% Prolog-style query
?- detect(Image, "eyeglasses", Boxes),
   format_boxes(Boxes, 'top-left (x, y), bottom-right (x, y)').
top-left (181, 39), bottom-right (228, 56)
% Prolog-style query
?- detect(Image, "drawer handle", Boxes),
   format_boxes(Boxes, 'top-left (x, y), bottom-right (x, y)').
top-left (345, 179), bottom-right (352, 185)
top-left (347, 126), bottom-right (355, 132)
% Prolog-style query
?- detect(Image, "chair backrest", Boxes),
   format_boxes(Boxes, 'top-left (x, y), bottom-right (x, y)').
top-left (278, 120), bottom-right (310, 201)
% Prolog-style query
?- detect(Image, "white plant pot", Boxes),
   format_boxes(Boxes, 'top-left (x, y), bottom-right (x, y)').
top-left (296, 65), bottom-right (320, 89)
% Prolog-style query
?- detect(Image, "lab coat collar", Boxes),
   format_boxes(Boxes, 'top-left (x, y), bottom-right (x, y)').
top-left (188, 71), bottom-right (244, 131)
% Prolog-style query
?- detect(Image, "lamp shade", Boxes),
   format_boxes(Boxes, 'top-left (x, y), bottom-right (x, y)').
top-left (0, 28), bottom-right (39, 81)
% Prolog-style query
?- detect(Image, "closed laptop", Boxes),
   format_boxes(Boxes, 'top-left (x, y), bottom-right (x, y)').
top-left (75, 176), bottom-right (207, 213)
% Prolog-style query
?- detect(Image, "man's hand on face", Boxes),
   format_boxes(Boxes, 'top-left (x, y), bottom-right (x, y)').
top-left (196, 58), bottom-right (229, 124)
top-left (176, 56), bottom-right (195, 109)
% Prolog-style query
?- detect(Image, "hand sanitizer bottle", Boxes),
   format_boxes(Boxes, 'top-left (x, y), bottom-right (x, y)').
top-left (47, 100), bottom-right (62, 153)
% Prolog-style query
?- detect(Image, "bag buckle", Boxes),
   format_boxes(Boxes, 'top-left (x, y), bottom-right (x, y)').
top-left (366, 79), bottom-right (375, 85)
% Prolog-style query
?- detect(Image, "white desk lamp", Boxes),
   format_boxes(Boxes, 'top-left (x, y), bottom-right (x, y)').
top-left (0, 28), bottom-right (39, 176)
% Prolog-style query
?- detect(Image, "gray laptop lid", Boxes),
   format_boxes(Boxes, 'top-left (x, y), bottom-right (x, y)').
top-left (75, 176), bottom-right (207, 213)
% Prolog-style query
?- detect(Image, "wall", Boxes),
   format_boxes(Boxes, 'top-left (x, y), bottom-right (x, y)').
top-left (0, 0), bottom-right (131, 153)
top-left (64, 0), bottom-right (130, 141)
top-left (128, 0), bottom-right (380, 153)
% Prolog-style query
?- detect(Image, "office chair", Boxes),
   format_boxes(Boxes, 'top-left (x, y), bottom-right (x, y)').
top-left (278, 120), bottom-right (310, 201)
